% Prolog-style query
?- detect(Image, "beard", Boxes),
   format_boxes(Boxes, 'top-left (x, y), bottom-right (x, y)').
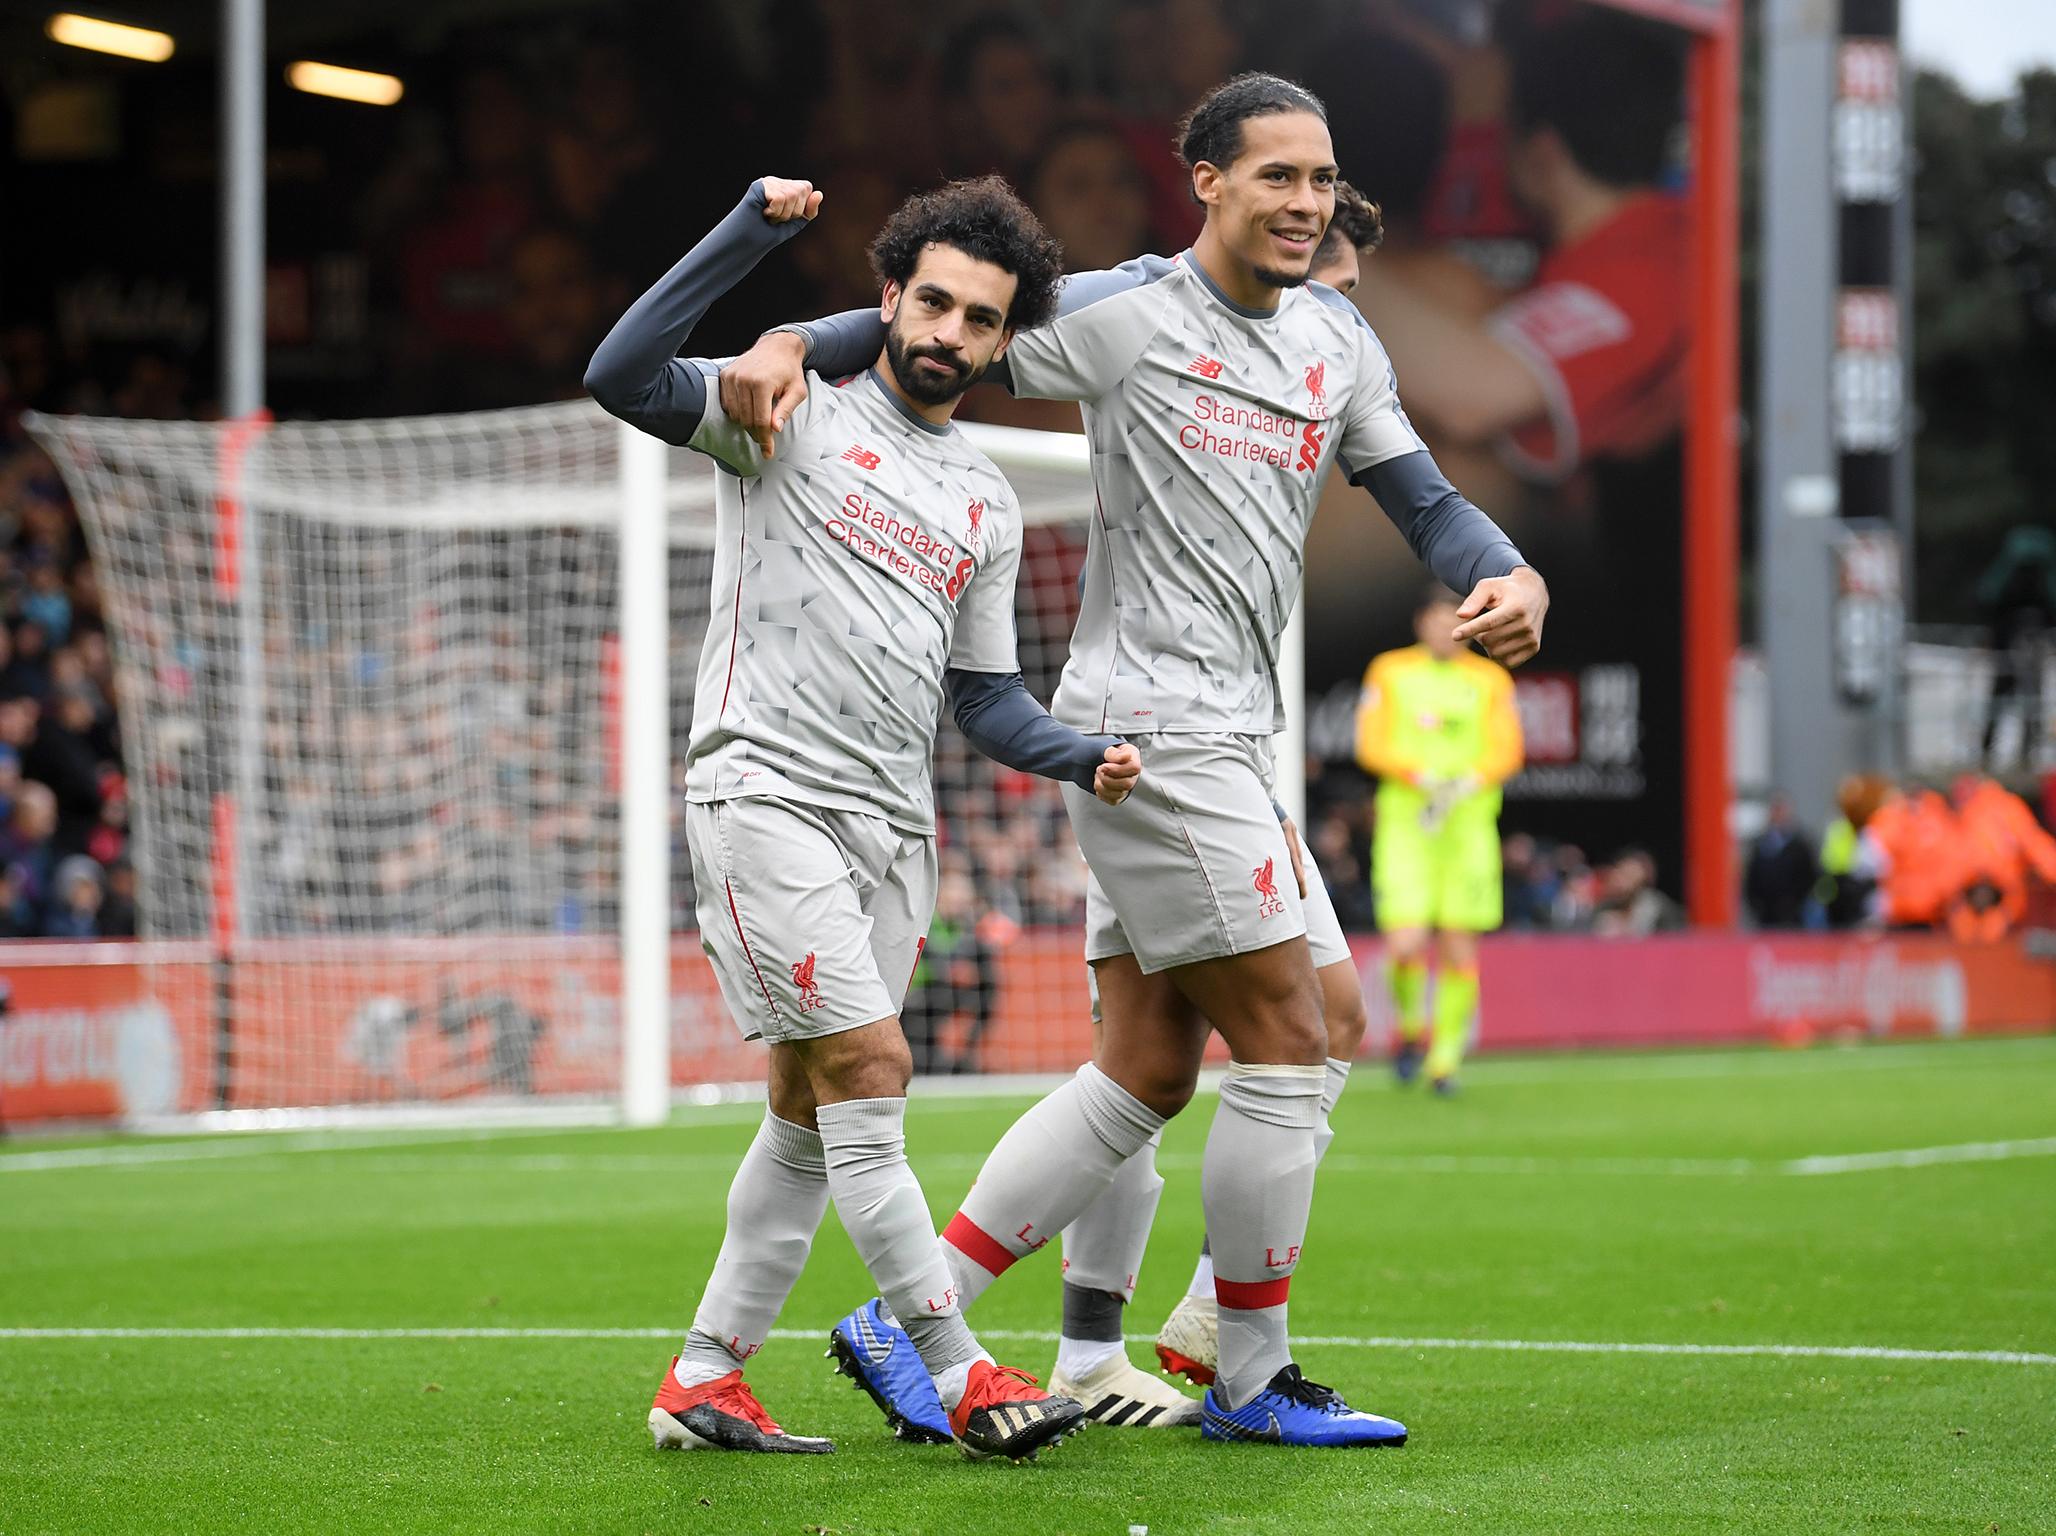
top-left (1252, 263), bottom-right (1311, 291)
top-left (885, 322), bottom-right (983, 406)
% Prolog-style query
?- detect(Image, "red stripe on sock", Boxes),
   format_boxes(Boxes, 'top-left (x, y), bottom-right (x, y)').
top-left (942, 1212), bottom-right (1017, 1277)
top-left (1215, 1275), bottom-right (1292, 1310)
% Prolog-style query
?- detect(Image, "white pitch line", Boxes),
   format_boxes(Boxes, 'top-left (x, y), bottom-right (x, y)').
top-left (0, 1124), bottom-right (598, 1174)
top-left (13, 1140), bottom-right (2053, 1180)
top-left (0, 1150), bottom-right (1765, 1178)
top-left (1, 1325), bottom-right (2046, 1367)
top-left (1782, 1136), bottom-right (2056, 1175)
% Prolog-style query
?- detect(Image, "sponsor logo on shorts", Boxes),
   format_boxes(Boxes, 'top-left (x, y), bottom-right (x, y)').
top-left (1253, 857), bottom-right (1286, 918)
top-left (792, 952), bottom-right (826, 1012)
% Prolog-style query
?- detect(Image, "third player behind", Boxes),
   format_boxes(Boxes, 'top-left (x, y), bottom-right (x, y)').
top-left (1356, 584), bottom-right (1524, 1094)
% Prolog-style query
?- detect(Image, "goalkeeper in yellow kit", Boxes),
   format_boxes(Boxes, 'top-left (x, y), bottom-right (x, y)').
top-left (1356, 587), bottom-right (1524, 1094)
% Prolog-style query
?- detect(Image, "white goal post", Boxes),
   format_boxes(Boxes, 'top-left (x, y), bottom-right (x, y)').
top-left (27, 403), bottom-right (1305, 1127)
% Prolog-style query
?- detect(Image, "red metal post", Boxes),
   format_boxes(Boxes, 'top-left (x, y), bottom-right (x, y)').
top-left (1684, 19), bottom-right (1741, 927)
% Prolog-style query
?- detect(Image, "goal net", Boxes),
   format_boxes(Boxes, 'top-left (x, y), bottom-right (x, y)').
top-left (27, 401), bottom-right (1107, 1122)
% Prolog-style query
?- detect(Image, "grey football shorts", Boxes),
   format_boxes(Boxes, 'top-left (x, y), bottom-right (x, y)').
top-left (687, 796), bottom-right (935, 1045)
top-left (1061, 731), bottom-right (1309, 976)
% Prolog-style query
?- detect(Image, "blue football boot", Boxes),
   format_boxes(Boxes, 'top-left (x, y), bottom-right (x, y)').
top-left (826, 1298), bottom-right (952, 1444)
top-left (1201, 1363), bottom-right (1408, 1447)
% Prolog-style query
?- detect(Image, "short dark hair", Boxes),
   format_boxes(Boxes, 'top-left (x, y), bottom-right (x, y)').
top-left (1511, 14), bottom-right (1685, 188)
top-left (1314, 179), bottom-right (1383, 268)
top-left (1176, 72), bottom-right (1327, 193)
top-left (1417, 582), bottom-right (1459, 614)
top-left (867, 175), bottom-right (1066, 330)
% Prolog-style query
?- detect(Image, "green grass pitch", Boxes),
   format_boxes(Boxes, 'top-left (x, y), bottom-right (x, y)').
top-left (4, 1035), bottom-right (2052, 1535)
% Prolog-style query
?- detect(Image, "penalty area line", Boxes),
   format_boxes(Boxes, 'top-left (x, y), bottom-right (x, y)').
top-left (1, 1326), bottom-right (2047, 1367)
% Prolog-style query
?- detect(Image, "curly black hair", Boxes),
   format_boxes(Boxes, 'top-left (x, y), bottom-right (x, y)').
top-left (1176, 72), bottom-right (1327, 190)
top-left (1315, 179), bottom-right (1384, 268)
top-left (867, 175), bottom-right (1066, 330)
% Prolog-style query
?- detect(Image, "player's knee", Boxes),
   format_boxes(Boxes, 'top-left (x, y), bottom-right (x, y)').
top-left (805, 1023), bottom-right (912, 1102)
top-left (1122, 1064), bottom-right (1197, 1120)
top-left (1236, 987), bottom-right (1325, 1066)
top-left (1436, 931), bottom-right (1479, 969)
top-left (1323, 974), bottom-right (1370, 1061)
top-left (1385, 929), bottom-right (1429, 965)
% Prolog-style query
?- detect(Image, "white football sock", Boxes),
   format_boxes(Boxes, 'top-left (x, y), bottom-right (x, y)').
top-left (940, 1063), bottom-right (1164, 1309)
top-left (1205, 1062), bottom-right (1324, 1409)
top-left (816, 1096), bottom-right (986, 1384)
top-left (677, 1110), bottom-right (829, 1383)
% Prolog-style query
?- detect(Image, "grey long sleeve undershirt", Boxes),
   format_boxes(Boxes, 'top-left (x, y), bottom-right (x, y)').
top-left (585, 180), bottom-right (809, 442)
top-left (947, 668), bottom-right (1118, 791)
top-left (781, 308), bottom-right (1529, 595)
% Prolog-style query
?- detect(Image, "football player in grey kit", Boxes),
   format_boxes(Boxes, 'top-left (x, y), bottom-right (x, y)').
top-left (586, 172), bottom-right (1141, 1462)
top-left (725, 76), bottom-right (1549, 1447)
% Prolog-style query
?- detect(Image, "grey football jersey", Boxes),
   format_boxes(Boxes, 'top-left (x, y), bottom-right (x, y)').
top-left (684, 367), bottom-right (1023, 834)
top-left (1003, 254), bottom-right (1425, 735)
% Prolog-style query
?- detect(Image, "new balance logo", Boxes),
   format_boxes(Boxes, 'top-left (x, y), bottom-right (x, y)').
top-left (841, 444), bottom-right (882, 470)
top-left (1187, 354), bottom-right (1225, 379)
top-left (1253, 858), bottom-right (1286, 918)
top-left (792, 952), bottom-right (826, 1012)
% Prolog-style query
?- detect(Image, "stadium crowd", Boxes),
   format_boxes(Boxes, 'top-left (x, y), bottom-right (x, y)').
top-left (0, 381), bottom-right (133, 938)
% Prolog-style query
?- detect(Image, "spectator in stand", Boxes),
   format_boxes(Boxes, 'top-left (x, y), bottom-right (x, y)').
top-left (86, 782), bottom-right (127, 868)
top-left (25, 688), bottom-right (108, 853)
top-left (1592, 848), bottom-right (1684, 937)
top-left (0, 629), bottom-right (27, 702)
top-left (903, 859), bottom-right (1001, 1075)
top-left (3, 623), bottom-right (52, 703)
top-left (0, 781), bottom-right (58, 933)
top-left (99, 855), bottom-right (138, 938)
top-left (45, 855), bottom-right (102, 938)
top-left (21, 558), bottom-right (71, 647)
top-left (1949, 773), bottom-right (2056, 943)
top-left (0, 744), bottom-right (19, 825)
top-left (1499, 830), bottom-right (1554, 930)
top-left (1744, 795), bottom-right (1820, 929)
top-left (1309, 811), bottom-right (1377, 931)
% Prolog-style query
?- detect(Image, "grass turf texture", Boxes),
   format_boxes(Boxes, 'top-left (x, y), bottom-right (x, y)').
top-left (3, 1036), bottom-right (2052, 1535)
